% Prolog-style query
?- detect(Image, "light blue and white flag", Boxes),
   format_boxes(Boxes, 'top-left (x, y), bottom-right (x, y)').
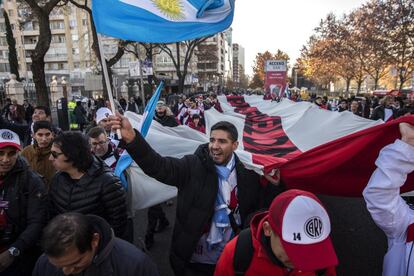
top-left (114, 81), bottom-right (164, 189)
top-left (92, 0), bottom-right (235, 43)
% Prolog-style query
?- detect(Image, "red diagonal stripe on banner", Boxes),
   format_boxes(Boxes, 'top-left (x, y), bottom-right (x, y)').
top-left (226, 96), bottom-right (302, 172)
top-left (226, 95), bottom-right (414, 197)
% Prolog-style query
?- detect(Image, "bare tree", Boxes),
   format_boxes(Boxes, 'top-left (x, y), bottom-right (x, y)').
top-left (21, 0), bottom-right (62, 106)
top-left (159, 38), bottom-right (207, 94)
top-left (3, 10), bottom-right (20, 80)
top-left (62, 0), bottom-right (131, 97)
top-left (124, 43), bottom-right (162, 85)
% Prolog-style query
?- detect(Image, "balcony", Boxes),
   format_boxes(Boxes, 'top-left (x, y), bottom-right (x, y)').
top-left (50, 14), bottom-right (65, 20)
top-left (45, 53), bottom-right (68, 62)
top-left (51, 29), bottom-right (66, 34)
top-left (22, 30), bottom-right (39, 36)
top-left (23, 43), bottom-right (36, 50)
top-left (45, 69), bottom-right (70, 75)
top-left (197, 68), bottom-right (218, 73)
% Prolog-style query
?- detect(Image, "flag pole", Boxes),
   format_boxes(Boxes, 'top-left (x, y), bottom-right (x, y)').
top-left (97, 33), bottom-right (122, 138)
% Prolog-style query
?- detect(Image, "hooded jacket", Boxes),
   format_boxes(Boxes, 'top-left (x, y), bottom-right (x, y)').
top-left (0, 156), bottom-right (46, 273)
top-left (48, 157), bottom-right (127, 237)
top-left (214, 212), bottom-right (337, 276)
top-left (21, 144), bottom-right (55, 190)
top-left (32, 215), bottom-right (159, 276)
top-left (124, 130), bottom-right (281, 275)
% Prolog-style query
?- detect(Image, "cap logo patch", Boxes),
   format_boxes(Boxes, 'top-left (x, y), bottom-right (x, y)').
top-left (105, 113), bottom-right (110, 118)
top-left (1, 131), bottom-right (14, 140)
top-left (304, 216), bottom-right (323, 239)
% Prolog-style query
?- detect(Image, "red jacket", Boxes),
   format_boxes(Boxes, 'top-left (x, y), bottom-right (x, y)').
top-left (214, 213), bottom-right (337, 276)
top-left (188, 121), bottom-right (206, 133)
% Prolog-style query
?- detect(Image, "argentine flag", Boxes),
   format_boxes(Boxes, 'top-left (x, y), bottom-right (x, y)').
top-left (92, 0), bottom-right (235, 43)
top-left (114, 81), bottom-right (164, 189)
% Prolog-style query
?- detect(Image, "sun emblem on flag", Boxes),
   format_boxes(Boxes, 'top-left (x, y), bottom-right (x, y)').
top-left (151, 0), bottom-right (185, 20)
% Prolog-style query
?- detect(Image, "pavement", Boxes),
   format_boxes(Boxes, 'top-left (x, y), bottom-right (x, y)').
top-left (133, 195), bottom-right (387, 276)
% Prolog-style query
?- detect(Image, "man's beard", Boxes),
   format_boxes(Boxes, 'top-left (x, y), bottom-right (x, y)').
top-left (157, 111), bottom-right (166, 118)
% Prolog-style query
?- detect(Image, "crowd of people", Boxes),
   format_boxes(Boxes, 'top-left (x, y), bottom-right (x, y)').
top-left (0, 89), bottom-right (413, 276)
top-left (286, 92), bottom-right (414, 121)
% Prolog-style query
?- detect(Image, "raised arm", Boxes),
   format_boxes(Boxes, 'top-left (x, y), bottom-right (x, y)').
top-left (363, 123), bottom-right (414, 239)
top-left (110, 113), bottom-right (191, 188)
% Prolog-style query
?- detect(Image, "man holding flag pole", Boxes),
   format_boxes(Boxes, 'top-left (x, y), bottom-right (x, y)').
top-left (110, 113), bottom-right (282, 276)
top-left (93, 0), bottom-right (241, 274)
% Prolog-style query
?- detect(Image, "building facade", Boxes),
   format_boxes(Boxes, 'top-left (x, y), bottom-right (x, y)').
top-left (197, 30), bottom-right (233, 93)
top-left (232, 43), bottom-right (245, 85)
top-left (0, 1), bottom-right (140, 97)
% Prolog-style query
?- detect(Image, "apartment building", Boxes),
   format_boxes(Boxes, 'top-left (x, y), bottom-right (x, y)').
top-left (153, 42), bottom-right (198, 94)
top-left (0, 1), bottom-right (139, 94)
top-left (0, 1), bottom-right (93, 81)
top-left (197, 30), bottom-right (233, 92)
top-left (232, 43), bottom-right (245, 84)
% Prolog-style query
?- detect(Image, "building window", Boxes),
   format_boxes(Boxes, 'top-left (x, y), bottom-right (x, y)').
top-left (72, 34), bottom-right (79, 42)
top-left (0, 63), bottom-right (10, 72)
top-left (50, 21), bottom-right (64, 30)
top-left (51, 35), bottom-right (65, 43)
top-left (0, 37), bottom-right (7, 47)
top-left (69, 20), bottom-right (76, 29)
top-left (7, 10), bottom-right (14, 17)
top-left (1, 50), bottom-right (9, 59)
top-left (47, 63), bottom-right (58, 70)
top-left (82, 19), bottom-right (88, 26)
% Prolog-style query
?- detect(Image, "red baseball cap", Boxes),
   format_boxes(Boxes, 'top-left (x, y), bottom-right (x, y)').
top-left (0, 129), bottom-right (21, 151)
top-left (267, 189), bottom-right (338, 271)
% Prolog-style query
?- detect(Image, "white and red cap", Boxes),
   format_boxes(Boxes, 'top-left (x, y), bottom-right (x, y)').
top-left (0, 129), bottom-right (21, 151)
top-left (267, 189), bottom-right (338, 271)
top-left (96, 107), bottom-right (113, 124)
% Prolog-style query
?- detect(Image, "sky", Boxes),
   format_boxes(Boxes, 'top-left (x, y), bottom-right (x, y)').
top-left (232, 0), bottom-right (368, 76)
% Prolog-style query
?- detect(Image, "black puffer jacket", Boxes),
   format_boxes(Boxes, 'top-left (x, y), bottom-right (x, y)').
top-left (124, 131), bottom-right (281, 275)
top-left (1, 157), bottom-right (46, 274)
top-left (48, 157), bottom-right (127, 237)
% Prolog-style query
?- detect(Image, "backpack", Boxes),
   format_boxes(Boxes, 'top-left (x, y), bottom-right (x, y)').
top-left (233, 228), bottom-right (254, 276)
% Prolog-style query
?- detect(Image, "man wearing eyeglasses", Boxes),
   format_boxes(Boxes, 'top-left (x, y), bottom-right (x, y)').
top-left (0, 129), bottom-right (46, 276)
top-left (87, 127), bottom-right (122, 170)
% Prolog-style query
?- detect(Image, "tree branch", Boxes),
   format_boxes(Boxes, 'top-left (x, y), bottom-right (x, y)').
top-left (45, 0), bottom-right (63, 13)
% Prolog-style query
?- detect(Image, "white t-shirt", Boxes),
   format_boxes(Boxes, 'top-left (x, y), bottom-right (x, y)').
top-left (384, 108), bottom-right (393, 121)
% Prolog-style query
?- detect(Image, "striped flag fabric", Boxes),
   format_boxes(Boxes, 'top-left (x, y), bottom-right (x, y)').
top-left (123, 95), bottom-right (414, 211)
top-left (92, 0), bottom-right (235, 43)
top-left (114, 81), bottom-right (164, 189)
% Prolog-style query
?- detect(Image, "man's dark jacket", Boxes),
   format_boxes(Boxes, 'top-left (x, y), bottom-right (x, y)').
top-left (154, 114), bottom-right (179, 127)
top-left (124, 131), bottom-right (280, 275)
top-left (32, 215), bottom-right (159, 276)
top-left (48, 157), bottom-right (127, 237)
top-left (370, 105), bottom-right (398, 121)
top-left (1, 157), bottom-right (47, 274)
